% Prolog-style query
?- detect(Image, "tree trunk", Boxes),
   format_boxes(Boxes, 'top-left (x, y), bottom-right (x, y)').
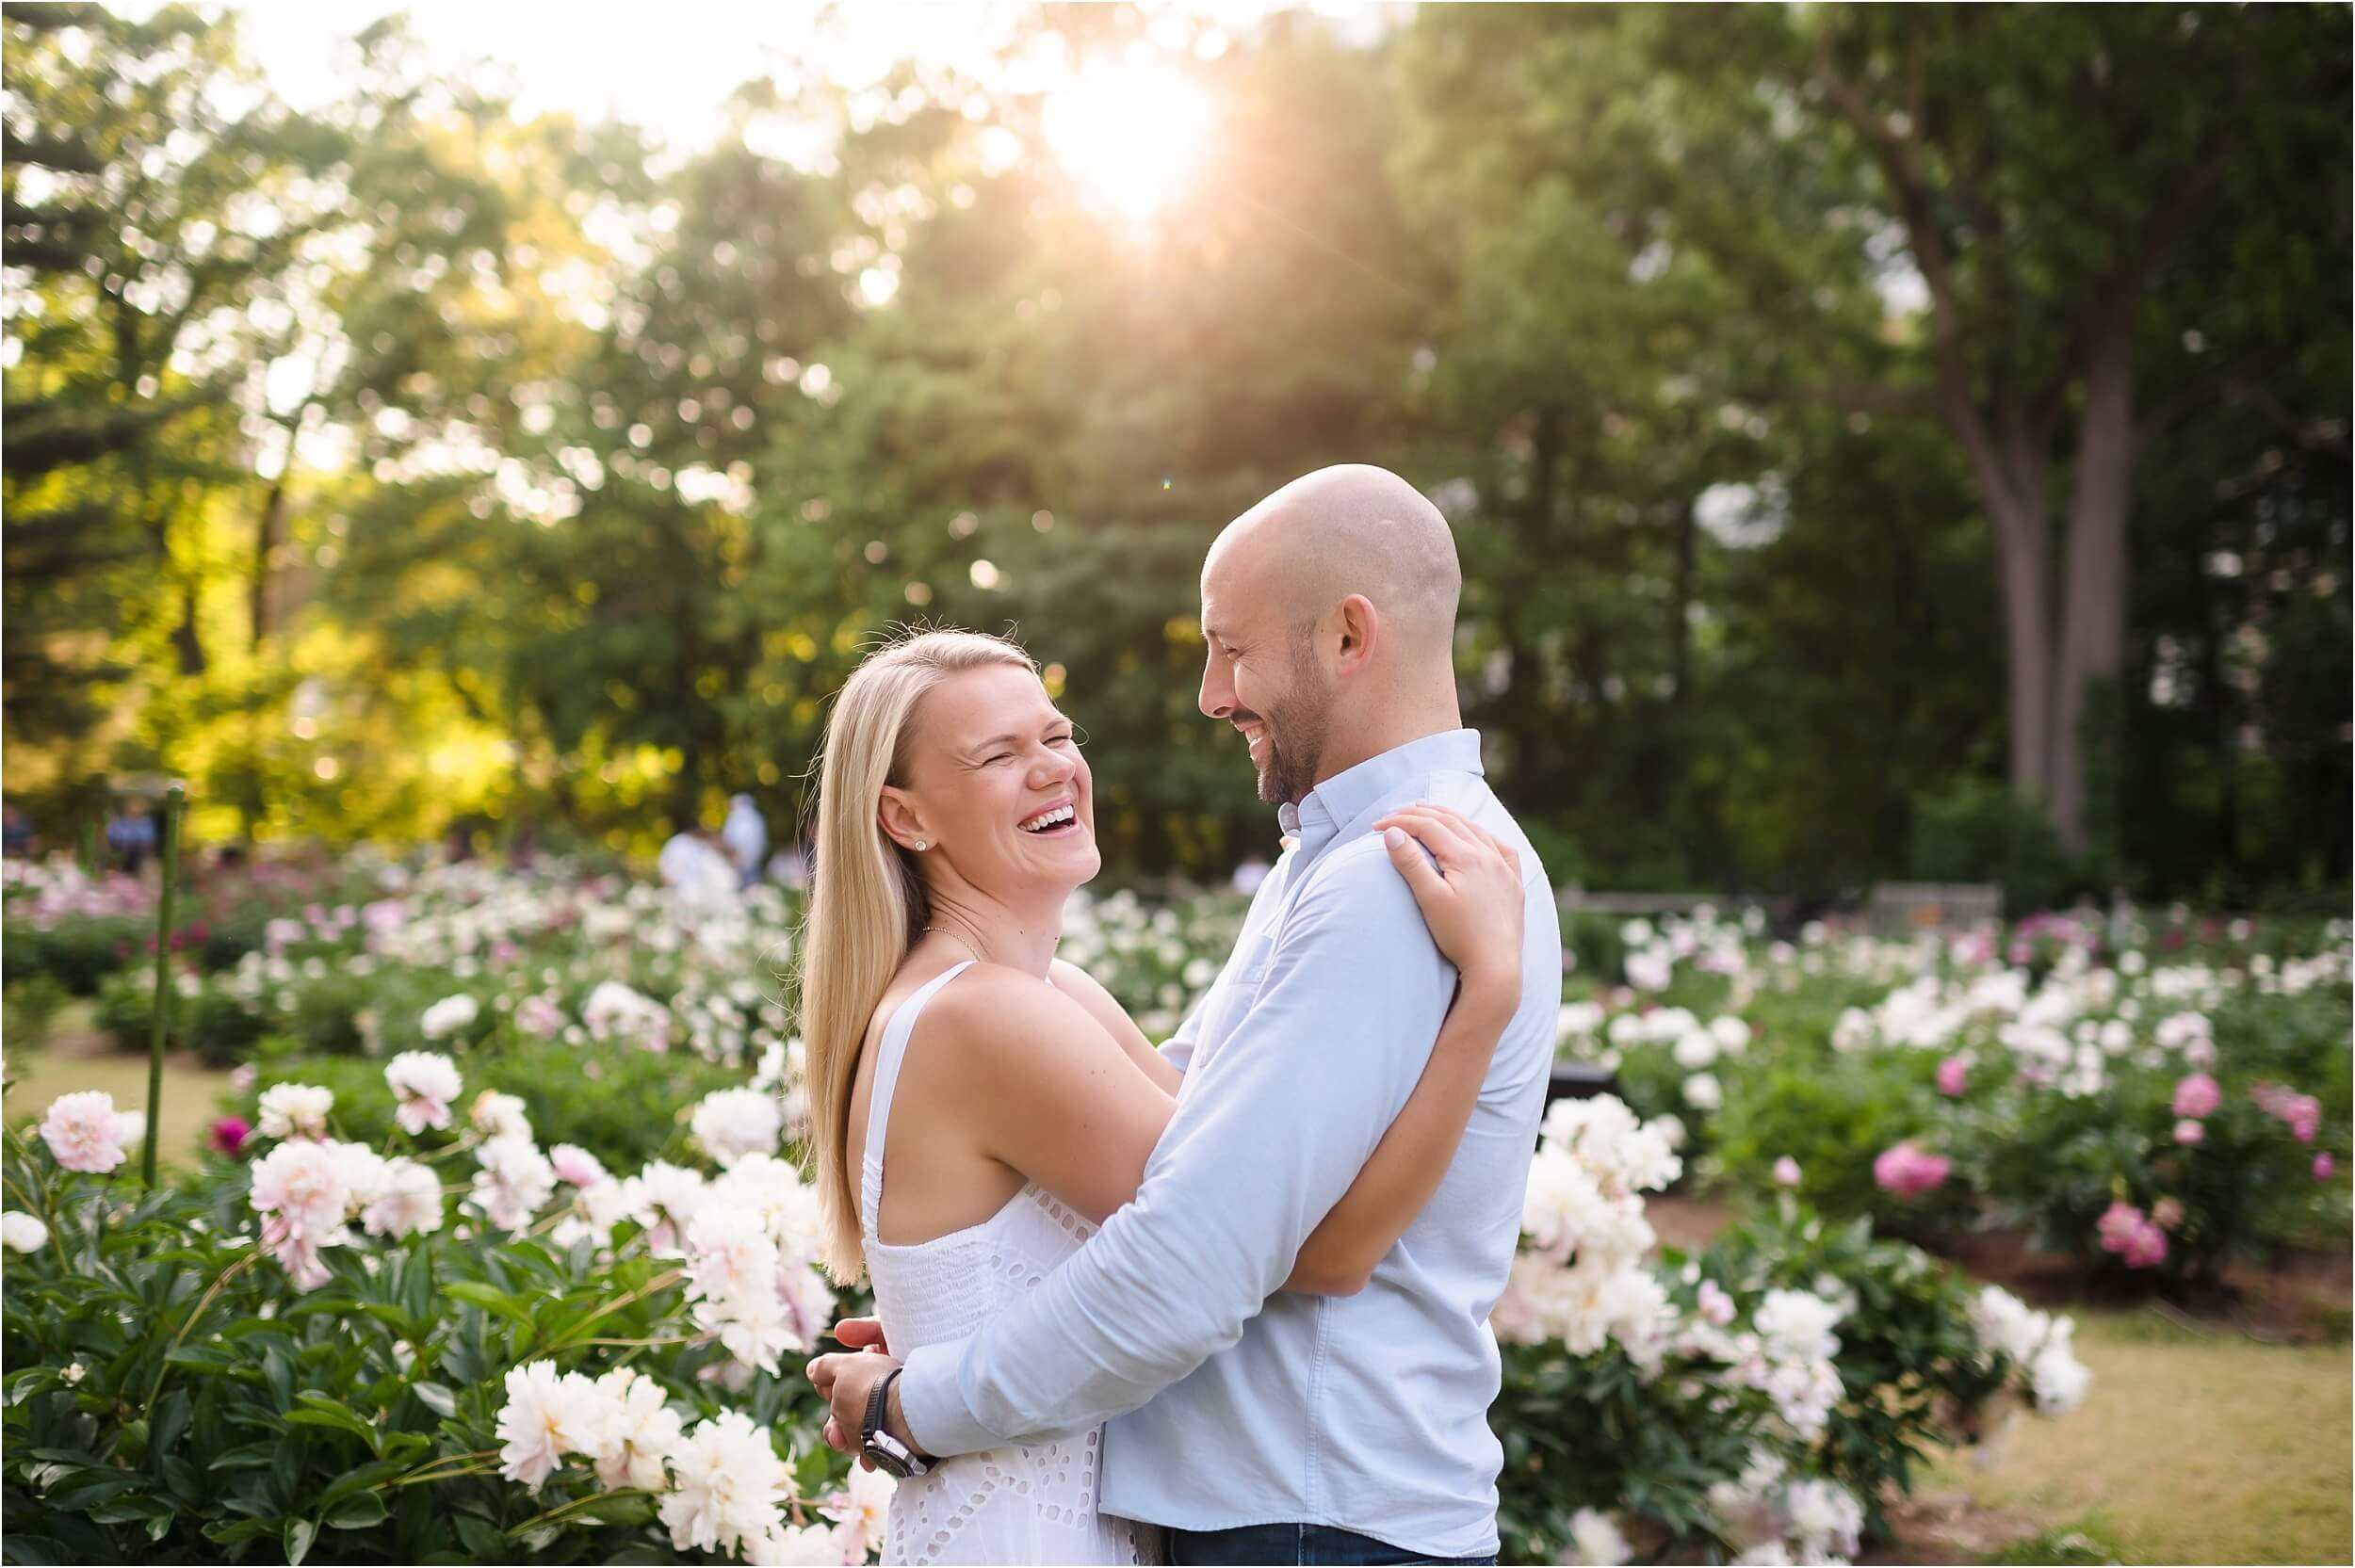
top-left (171, 578), bottom-right (205, 676)
top-left (252, 468), bottom-right (288, 648)
top-left (1976, 473), bottom-right (2055, 813)
top-left (2049, 308), bottom-right (2138, 849)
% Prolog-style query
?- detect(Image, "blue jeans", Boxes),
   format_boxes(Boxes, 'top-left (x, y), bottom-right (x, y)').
top-left (1165, 1523), bottom-right (1497, 1565)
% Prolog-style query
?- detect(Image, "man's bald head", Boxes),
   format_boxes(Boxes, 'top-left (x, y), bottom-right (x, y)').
top-left (1203, 464), bottom-right (1461, 657)
top-left (1195, 465), bottom-right (1466, 804)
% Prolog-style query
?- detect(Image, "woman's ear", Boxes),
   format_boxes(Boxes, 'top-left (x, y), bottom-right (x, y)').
top-left (878, 786), bottom-right (929, 853)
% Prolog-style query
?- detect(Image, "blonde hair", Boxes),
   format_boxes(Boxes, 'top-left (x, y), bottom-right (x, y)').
top-left (800, 627), bottom-right (1037, 1282)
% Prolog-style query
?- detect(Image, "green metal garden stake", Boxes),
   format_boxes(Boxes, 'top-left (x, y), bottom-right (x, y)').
top-left (141, 783), bottom-right (185, 1188)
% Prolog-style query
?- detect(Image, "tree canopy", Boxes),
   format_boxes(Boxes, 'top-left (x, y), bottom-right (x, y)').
top-left (5, 3), bottom-right (2347, 906)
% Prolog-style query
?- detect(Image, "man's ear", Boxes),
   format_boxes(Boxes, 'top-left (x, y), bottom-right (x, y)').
top-left (1334, 594), bottom-right (1379, 676)
top-left (877, 787), bottom-right (929, 853)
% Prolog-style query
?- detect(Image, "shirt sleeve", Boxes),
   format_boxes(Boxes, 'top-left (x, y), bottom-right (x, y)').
top-left (897, 837), bottom-right (1455, 1455)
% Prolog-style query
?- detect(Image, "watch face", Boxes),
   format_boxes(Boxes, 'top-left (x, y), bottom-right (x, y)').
top-left (862, 1441), bottom-right (913, 1479)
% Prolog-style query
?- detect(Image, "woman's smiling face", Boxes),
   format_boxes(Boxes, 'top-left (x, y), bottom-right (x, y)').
top-left (883, 663), bottom-right (1100, 897)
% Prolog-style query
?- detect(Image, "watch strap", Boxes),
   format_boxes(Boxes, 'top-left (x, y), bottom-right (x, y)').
top-left (860, 1365), bottom-right (893, 1446)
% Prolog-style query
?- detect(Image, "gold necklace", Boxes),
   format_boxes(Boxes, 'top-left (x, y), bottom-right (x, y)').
top-left (923, 926), bottom-right (984, 966)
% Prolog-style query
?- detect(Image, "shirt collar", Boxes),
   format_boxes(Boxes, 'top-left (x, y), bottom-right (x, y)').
top-left (1277, 729), bottom-right (1485, 858)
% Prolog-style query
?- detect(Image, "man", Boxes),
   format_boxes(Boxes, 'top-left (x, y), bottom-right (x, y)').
top-left (811, 465), bottom-right (1559, 1565)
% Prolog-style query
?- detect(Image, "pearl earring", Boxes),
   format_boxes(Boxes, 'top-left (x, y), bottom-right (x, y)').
top-left (914, 840), bottom-right (927, 851)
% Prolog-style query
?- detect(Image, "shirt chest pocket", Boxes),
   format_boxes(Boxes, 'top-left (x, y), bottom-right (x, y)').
top-left (1187, 950), bottom-right (1272, 1073)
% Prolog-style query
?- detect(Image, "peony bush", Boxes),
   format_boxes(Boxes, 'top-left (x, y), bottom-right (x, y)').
top-left (2, 1048), bottom-right (880, 1565)
top-left (1488, 1097), bottom-right (2084, 1564)
top-left (1558, 906), bottom-right (2350, 1287)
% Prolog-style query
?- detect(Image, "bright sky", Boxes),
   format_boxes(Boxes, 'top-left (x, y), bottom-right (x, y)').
top-left (211, 2), bottom-right (1394, 154)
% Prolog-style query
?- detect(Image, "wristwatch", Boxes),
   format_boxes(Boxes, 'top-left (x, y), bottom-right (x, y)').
top-left (861, 1367), bottom-right (932, 1479)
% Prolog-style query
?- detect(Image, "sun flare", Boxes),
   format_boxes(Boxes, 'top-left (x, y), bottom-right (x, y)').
top-left (1039, 62), bottom-right (1214, 221)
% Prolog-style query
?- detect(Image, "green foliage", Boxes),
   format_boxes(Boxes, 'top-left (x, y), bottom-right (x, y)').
top-left (2, 5), bottom-right (2342, 897)
top-left (1491, 1341), bottom-right (1756, 1563)
top-left (1705, 1049), bottom-right (1971, 1237)
top-left (0, 1139), bottom-right (850, 1564)
top-left (1908, 777), bottom-right (2087, 918)
top-left (1697, 1203), bottom-right (2007, 1544)
top-left (236, 1037), bottom-right (743, 1172)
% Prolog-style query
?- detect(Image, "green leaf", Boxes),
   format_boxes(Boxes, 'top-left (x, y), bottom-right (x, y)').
top-left (150, 1387), bottom-right (191, 1467)
top-left (317, 1458), bottom-right (413, 1510)
top-left (207, 1440), bottom-right (284, 1471)
top-left (453, 1511), bottom-right (507, 1559)
top-left (409, 1381), bottom-right (457, 1418)
top-left (285, 1393), bottom-right (384, 1455)
top-left (323, 1492), bottom-right (389, 1529)
top-left (442, 1279), bottom-right (529, 1316)
top-left (284, 1516), bottom-right (317, 1566)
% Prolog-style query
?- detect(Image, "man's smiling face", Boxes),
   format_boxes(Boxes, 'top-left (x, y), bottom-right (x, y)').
top-left (1197, 539), bottom-right (1332, 807)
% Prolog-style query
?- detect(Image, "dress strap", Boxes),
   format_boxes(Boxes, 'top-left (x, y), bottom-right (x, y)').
top-left (858, 960), bottom-right (978, 1237)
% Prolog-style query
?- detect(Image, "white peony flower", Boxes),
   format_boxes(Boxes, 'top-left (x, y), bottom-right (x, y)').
top-left (470, 1090), bottom-right (532, 1140)
top-left (2, 1210), bottom-right (51, 1253)
top-left (588, 1366), bottom-right (683, 1493)
top-left (1754, 1289), bottom-right (1843, 1366)
top-left (1566, 1508), bottom-right (1632, 1566)
top-left (1681, 1072), bottom-right (1724, 1111)
top-left (419, 993), bottom-right (480, 1041)
top-left (469, 1135), bottom-right (557, 1233)
top-left (495, 1361), bottom-right (609, 1491)
top-left (691, 1088), bottom-right (785, 1168)
top-left (383, 1052), bottom-right (463, 1134)
top-left (754, 1522), bottom-right (852, 1565)
top-left (820, 1462), bottom-right (899, 1562)
top-left (620, 1160), bottom-right (709, 1256)
top-left (548, 1143), bottom-right (609, 1188)
top-left (37, 1091), bottom-right (132, 1173)
top-left (1672, 1028), bottom-right (1721, 1070)
top-left (361, 1156), bottom-right (445, 1239)
top-left (658, 1410), bottom-right (792, 1559)
top-left (255, 1082), bottom-right (334, 1141)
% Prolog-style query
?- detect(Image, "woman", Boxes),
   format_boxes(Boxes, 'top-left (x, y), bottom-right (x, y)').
top-left (801, 629), bottom-right (1525, 1565)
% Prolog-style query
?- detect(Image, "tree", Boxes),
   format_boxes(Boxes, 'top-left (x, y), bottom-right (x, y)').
top-left (3, 3), bottom-right (340, 812)
top-left (1787, 5), bottom-right (2346, 849)
top-left (1396, 2), bottom-right (2351, 859)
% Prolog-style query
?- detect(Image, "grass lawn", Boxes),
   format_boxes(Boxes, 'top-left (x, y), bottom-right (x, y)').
top-left (1922, 1308), bottom-right (2353, 1565)
top-left (2, 1005), bottom-right (234, 1171)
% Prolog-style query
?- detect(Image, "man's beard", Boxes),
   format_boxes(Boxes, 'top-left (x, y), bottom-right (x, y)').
top-left (1250, 675), bottom-right (1330, 807)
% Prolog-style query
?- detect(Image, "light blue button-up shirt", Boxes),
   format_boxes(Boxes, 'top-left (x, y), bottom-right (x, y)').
top-left (899, 729), bottom-right (1560, 1560)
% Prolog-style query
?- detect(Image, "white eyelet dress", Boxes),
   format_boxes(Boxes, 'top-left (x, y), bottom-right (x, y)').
top-left (859, 961), bottom-right (1156, 1566)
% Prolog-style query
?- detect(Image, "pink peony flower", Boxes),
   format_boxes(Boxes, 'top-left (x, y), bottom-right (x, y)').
top-left (1873, 1141), bottom-right (1951, 1201)
top-left (39, 1091), bottom-right (129, 1173)
top-left (2184, 1038), bottom-right (2217, 1068)
top-left (2173, 1119), bottom-right (2206, 1145)
top-left (2097, 1201), bottom-right (2168, 1269)
top-left (2284, 1095), bottom-right (2321, 1144)
top-left (548, 1143), bottom-right (608, 1188)
top-left (211, 1117), bottom-right (252, 1156)
top-left (2315, 1154), bottom-right (2335, 1183)
top-left (2152, 1196), bottom-right (2184, 1231)
top-left (1936, 1058), bottom-right (1970, 1097)
top-left (2096, 1201), bottom-right (2145, 1253)
top-left (2251, 1082), bottom-right (2322, 1143)
top-left (1772, 1156), bottom-right (1803, 1188)
top-left (2171, 1074), bottom-right (2221, 1120)
top-left (2121, 1220), bottom-right (2168, 1269)
top-left (1696, 1279), bottom-right (1737, 1327)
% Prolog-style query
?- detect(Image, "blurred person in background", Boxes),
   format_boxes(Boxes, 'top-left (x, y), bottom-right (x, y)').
top-left (659, 823), bottom-right (739, 903)
top-left (105, 799), bottom-right (155, 877)
top-left (723, 792), bottom-right (770, 888)
top-left (3, 801), bottom-right (36, 860)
